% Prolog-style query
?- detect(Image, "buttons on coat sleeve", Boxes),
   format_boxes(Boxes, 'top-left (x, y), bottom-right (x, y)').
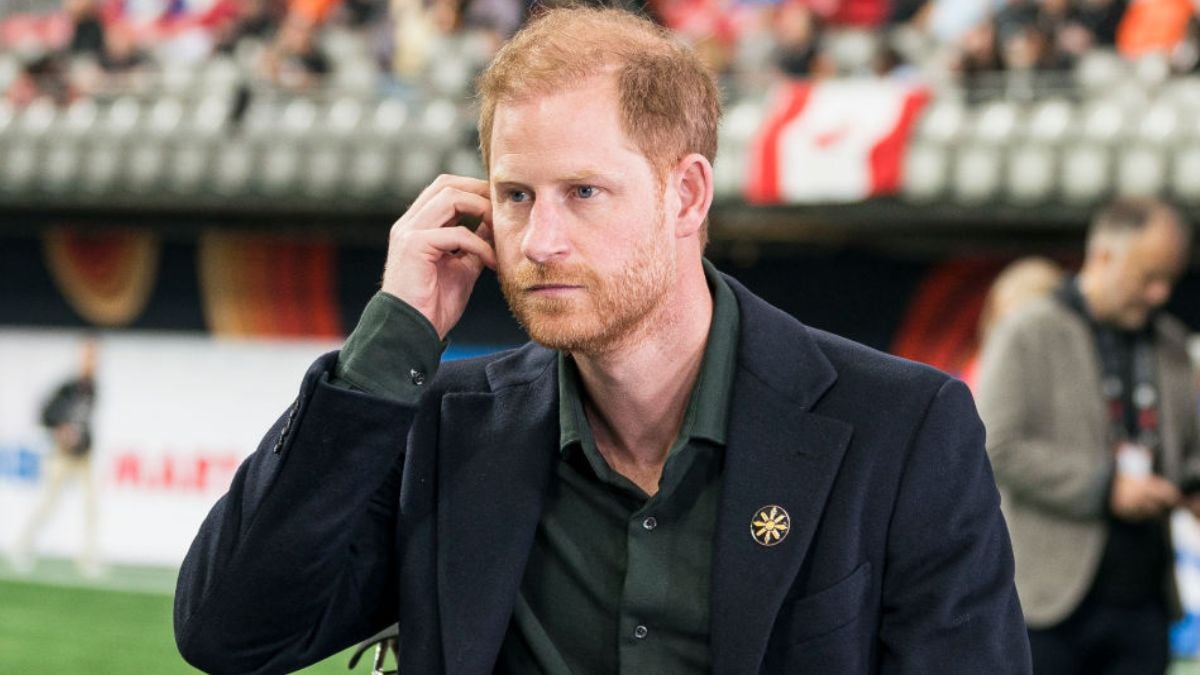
top-left (410, 368), bottom-right (426, 386)
top-left (633, 625), bottom-right (649, 639)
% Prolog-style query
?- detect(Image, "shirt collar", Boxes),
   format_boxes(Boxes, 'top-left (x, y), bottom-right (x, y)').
top-left (558, 258), bottom-right (740, 453)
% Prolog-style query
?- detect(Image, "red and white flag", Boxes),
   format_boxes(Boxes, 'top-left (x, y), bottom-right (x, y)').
top-left (746, 79), bottom-right (929, 204)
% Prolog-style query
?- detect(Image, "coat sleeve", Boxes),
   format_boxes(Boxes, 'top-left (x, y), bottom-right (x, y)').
top-left (976, 315), bottom-right (1112, 520)
top-left (879, 378), bottom-right (1031, 673)
top-left (173, 352), bottom-right (417, 674)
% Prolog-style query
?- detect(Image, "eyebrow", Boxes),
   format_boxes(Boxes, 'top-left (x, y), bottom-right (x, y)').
top-left (491, 169), bottom-right (613, 185)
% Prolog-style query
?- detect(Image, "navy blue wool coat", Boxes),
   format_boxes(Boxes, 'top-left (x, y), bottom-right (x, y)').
top-left (174, 275), bottom-right (1031, 674)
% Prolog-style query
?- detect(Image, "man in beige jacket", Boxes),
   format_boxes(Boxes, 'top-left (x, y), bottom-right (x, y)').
top-left (978, 198), bottom-right (1200, 674)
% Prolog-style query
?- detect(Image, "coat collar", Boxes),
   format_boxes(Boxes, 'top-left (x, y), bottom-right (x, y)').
top-left (437, 343), bottom-right (558, 675)
top-left (710, 275), bottom-right (853, 674)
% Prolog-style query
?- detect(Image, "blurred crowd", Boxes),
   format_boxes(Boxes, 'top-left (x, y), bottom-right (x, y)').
top-left (4, 0), bottom-right (1200, 106)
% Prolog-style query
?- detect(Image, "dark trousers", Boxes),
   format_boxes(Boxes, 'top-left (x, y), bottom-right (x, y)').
top-left (1028, 593), bottom-right (1170, 675)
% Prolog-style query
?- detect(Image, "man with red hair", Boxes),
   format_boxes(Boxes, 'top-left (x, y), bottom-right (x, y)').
top-left (176, 7), bottom-right (1029, 673)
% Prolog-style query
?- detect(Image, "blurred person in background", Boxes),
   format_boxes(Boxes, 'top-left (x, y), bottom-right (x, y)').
top-left (5, 50), bottom-right (74, 106)
top-left (259, 11), bottom-right (331, 90)
top-left (962, 255), bottom-right (1064, 391)
top-left (175, 6), bottom-right (1029, 673)
top-left (978, 198), bottom-right (1199, 675)
top-left (10, 337), bottom-right (101, 578)
top-left (64, 0), bottom-right (105, 59)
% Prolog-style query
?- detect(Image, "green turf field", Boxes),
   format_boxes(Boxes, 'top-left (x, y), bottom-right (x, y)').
top-left (6, 557), bottom-right (1200, 674)
top-left (0, 559), bottom-right (361, 674)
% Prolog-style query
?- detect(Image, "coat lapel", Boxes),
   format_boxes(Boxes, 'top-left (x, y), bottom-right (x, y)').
top-left (711, 277), bottom-right (854, 675)
top-left (436, 346), bottom-right (558, 675)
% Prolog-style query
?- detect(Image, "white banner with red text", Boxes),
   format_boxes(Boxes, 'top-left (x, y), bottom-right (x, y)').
top-left (0, 330), bottom-right (338, 568)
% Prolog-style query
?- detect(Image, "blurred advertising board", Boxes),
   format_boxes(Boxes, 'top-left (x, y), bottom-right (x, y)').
top-left (0, 330), bottom-right (338, 568)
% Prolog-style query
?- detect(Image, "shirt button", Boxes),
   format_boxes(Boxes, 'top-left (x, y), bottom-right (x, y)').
top-left (642, 516), bottom-right (657, 531)
top-left (634, 625), bottom-right (649, 639)
top-left (410, 369), bottom-right (426, 386)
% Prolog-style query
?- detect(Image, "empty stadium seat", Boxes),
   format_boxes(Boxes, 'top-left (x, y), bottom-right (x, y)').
top-left (41, 137), bottom-right (80, 193)
top-left (952, 144), bottom-right (1001, 203)
top-left (1171, 144), bottom-right (1200, 200)
top-left (261, 144), bottom-right (301, 195)
top-left (901, 142), bottom-right (948, 202)
top-left (61, 99), bottom-right (99, 137)
top-left (1135, 102), bottom-right (1178, 144)
top-left (1025, 99), bottom-right (1074, 143)
top-left (1007, 144), bottom-right (1056, 204)
top-left (127, 141), bottom-right (166, 194)
top-left (147, 98), bottom-right (186, 138)
top-left (914, 99), bottom-right (966, 144)
top-left (1078, 101), bottom-right (1126, 141)
top-left (1116, 145), bottom-right (1165, 197)
top-left (970, 101), bottom-right (1020, 145)
top-left (1060, 144), bottom-right (1110, 203)
top-left (304, 145), bottom-right (345, 197)
top-left (81, 142), bottom-right (122, 195)
top-left (212, 141), bottom-right (256, 196)
top-left (168, 141), bottom-right (210, 195)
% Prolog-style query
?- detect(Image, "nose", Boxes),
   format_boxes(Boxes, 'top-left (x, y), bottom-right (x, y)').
top-left (520, 200), bottom-right (570, 264)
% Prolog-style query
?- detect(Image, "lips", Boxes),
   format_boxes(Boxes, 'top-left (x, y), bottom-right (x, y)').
top-left (526, 283), bottom-right (583, 294)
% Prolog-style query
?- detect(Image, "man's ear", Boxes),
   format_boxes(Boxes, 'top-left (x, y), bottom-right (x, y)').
top-left (671, 153), bottom-right (714, 239)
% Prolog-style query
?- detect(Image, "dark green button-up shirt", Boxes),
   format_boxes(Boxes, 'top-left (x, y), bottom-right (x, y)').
top-left (334, 260), bottom-right (740, 674)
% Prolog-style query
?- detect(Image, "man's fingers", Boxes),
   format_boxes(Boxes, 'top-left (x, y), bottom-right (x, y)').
top-left (416, 226), bottom-right (497, 270)
top-left (399, 187), bottom-right (493, 234)
top-left (404, 174), bottom-right (490, 222)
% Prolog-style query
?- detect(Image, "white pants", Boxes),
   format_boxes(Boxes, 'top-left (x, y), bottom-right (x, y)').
top-left (15, 449), bottom-right (98, 567)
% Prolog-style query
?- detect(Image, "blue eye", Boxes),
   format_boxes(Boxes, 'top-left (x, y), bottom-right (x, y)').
top-left (575, 185), bottom-right (596, 199)
top-left (509, 190), bottom-right (529, 203)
